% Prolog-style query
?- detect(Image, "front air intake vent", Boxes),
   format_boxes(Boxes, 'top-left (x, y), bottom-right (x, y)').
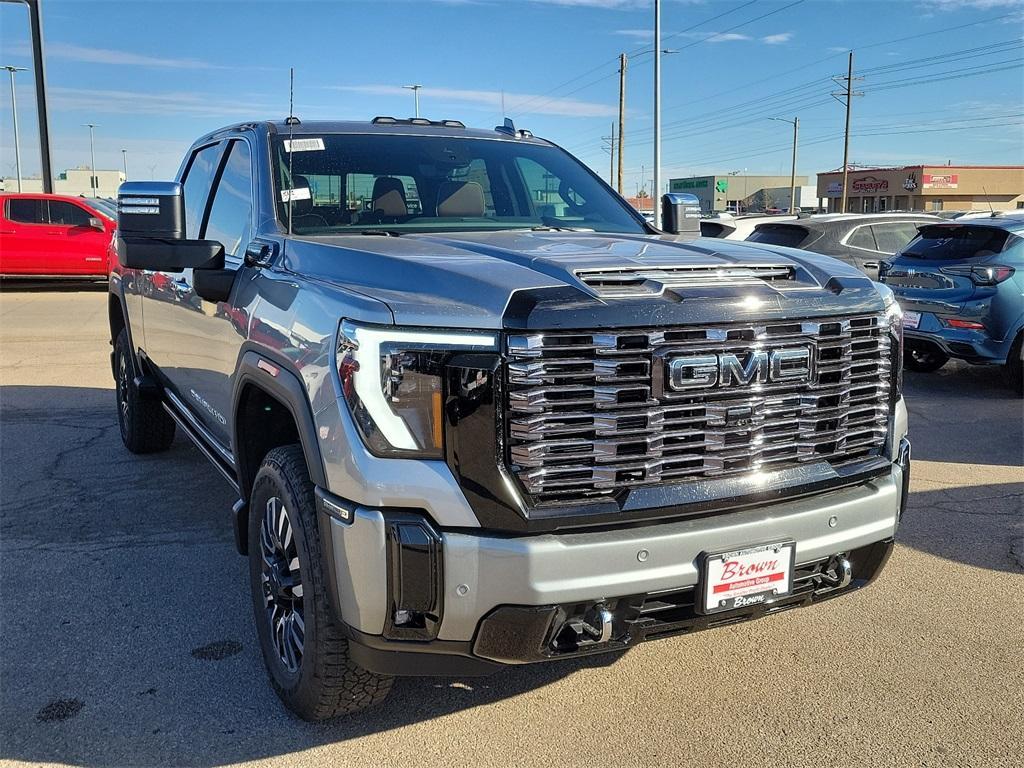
top-left (576, 264), bottom-right (796, 297)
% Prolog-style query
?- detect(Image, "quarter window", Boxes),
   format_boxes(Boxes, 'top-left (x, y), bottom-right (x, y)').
top-left (181, 143), bottom-right (223, 239)
top-left (846, 226), bottom-right (877, 250)
top-left (204, 140), bottom-right (253, 259)
top-left (871, 222), bottom-right (921, 254)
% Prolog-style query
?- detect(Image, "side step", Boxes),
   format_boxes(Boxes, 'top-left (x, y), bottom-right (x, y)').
top-left (161, 398), bottom-right (240, 494)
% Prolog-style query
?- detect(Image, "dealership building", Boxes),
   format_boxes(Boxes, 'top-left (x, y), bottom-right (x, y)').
top-left (816, 165), bottom-right (1024, 213)
top-left (668, 174), bottom-right (812, 213)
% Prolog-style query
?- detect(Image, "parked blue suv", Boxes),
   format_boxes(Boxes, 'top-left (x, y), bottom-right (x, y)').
top-left (879, 215), bottom-right (1024, 396)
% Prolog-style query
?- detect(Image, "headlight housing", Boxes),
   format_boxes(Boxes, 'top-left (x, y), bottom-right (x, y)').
top-left (338, 321), bottom-right (498, 458)
top-left (877, 282), bottom-right (904, 400)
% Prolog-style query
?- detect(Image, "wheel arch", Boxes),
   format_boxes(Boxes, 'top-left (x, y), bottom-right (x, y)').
top-left (231, 350), bottom-right (328, 505)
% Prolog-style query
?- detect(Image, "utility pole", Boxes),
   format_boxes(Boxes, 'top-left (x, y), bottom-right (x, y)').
top-left (832, 51), bottom-right (862, 213)
top-left (601, 123), bottom-right (616, 186)
top-left (652, 0), bottom-right (662, 229)
top-left (2, 65), bottom-right (26, 192)
top-left (403, 84), bottom-right (422, 118)
top-left (121, 148), bottom-right (128, 179)
top-left (617, 53), bottom-right (627, 195)
top-left (83, 123), bottom-right (98, 196)
top-left (770, 117), bottom-right (800, 213)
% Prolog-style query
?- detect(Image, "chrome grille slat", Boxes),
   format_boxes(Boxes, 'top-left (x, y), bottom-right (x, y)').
top-left (506, 313), bottom-right (892, 501)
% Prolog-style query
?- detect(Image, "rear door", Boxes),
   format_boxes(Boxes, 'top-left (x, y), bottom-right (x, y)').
top-left (0, 197), bottom-right (55, 274)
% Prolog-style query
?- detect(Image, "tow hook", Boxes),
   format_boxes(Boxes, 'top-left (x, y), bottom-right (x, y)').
top-left (579, 602), bottom-right (614, 644)
top-left (817, 556), bottom-right (853, 591)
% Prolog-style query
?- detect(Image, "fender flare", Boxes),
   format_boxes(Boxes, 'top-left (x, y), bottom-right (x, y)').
top-left (231, 349), bottom-right (329, 499)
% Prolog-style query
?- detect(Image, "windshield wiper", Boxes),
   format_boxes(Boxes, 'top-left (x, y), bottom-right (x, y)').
top-left (359, 229), bottom-right (402, 237)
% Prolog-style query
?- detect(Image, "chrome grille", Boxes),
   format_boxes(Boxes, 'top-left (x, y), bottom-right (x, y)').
top-left (505, 314), bottom-right (892, 502)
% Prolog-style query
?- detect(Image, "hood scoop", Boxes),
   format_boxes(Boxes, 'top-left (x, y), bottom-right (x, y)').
top-left (575, 263), bottom-right (797, 298)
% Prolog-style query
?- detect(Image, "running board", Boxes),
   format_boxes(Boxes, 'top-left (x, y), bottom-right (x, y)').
top-left (161, 399), bottom-right (240, 494)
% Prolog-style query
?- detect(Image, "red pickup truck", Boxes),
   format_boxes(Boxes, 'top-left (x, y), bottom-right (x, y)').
top-left (0, 193), bottom-right (116, 278)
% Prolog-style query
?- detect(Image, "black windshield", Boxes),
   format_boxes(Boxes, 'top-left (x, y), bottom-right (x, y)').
top-left (746, 224), bottom-right (809, 248)
top-left (270, 133), bottom-right (646, 235)
top-left (902, 225), bottom-right (1014, 260)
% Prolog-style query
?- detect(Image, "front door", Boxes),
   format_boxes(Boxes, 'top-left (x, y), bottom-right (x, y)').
top-left (45, 199), bottom-right (111, 274)
top-left (141, 139), bottom-right (254, 446)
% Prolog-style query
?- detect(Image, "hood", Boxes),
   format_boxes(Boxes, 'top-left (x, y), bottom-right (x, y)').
top-left (282, 230), bottom-right (883, 329)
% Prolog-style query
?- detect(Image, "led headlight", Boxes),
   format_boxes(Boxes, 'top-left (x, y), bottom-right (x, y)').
top-left (877, 282), bottom-right (904, 399)
top-left (338, 321), bottom-right (498, 458)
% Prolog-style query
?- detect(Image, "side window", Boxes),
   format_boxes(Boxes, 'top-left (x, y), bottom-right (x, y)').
top-left (5, 198), bottom-right (46, 224)
top-left (872, 222), bottom-right (920, 254)
top-left (847, 226), bottom-right (877, 251)
top-left (181, 143), bottom-right (222, 238)
top-left (47, 201), bottom-right (93, 227)
top-left (204, 141), bottom-right (253, 260)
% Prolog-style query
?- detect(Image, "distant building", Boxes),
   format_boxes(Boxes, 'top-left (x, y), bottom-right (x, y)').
top-left (624, 195), bottom-right (654, 215)
top-left (668, 174), bottom-right (812, 213)
top-left (0, 166), bottom-right (125, 198)
top-left (816, 165), bottom-right (1024, 213)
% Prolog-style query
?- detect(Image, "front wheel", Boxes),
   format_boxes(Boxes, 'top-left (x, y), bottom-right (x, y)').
top-left (904, 346), bottom-right (949, 373)
top-left (248, 445), bottom-right (392, 720)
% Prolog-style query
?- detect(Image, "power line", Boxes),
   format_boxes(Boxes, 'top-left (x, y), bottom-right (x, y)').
top-left (511, 0), bottom-right (803, 117)
top-left (506, 0), bottom-right (759, 117)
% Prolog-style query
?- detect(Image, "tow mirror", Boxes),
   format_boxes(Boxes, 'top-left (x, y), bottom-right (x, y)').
top-left (115, 181), bottom-right (225, 272)
top-left (660, 192), bottom-right (702, 236)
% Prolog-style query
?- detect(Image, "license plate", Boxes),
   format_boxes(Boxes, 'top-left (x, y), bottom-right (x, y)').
top-left (700, 542), bottom-right (795, 614)
top-left (903, 311), bottom-right (921, 329)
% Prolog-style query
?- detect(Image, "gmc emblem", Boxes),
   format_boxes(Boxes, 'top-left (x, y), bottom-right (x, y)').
top-left (667, 347), bottom-right (812, 390)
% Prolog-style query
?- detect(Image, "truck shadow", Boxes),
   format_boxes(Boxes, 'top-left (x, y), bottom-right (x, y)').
top-left (0, 382), bottom-right (1020, 766)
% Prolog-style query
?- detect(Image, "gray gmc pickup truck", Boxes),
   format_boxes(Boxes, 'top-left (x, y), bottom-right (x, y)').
top-left (110, 117), bottom-right (910, 721)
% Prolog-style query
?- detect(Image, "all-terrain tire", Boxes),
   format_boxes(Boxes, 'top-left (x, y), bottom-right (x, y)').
top-left (248, 445), bottom-right (393, 721)
top-left (114, 328), bottom-right (176, 453)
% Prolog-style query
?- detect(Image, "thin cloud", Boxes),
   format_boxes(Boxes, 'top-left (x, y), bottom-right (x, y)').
top-left (761, 32), bottom-right (793, 44)
top-left (613, 29), bottom-right (655, 40)
top-left (679, 31), bottom-right (752, 43)
top-left (49, 86), bottom-right (268, 118)
top-left (927, 0), bottom-right (1023, 9)
top-left (7, 41), bottom-right (219, 69)
top-left (328, 84), bottom-right (616, 118)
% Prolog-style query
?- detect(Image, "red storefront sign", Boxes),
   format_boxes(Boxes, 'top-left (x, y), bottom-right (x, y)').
top-left (923, 173), bottom-right (959, 189)
top-left (851, 175), bottom-right (889, 193)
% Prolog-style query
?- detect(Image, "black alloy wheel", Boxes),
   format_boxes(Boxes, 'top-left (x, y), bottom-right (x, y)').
top-left (259, 495), bottom-right (305, 674)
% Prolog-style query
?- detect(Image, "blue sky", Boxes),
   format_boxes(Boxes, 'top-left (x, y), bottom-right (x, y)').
top-left (1, 0), bottom-right (1021, 194)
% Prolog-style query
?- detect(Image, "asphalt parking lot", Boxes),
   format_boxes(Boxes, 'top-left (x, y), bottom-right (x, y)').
top-left (1, 285), bottom-right (1021, 768)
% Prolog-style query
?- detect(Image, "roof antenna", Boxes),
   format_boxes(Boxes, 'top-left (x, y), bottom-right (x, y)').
top-left (982, 186), bottom-right (995, 216)
top-left (286, 67), bottom-right (297, 235)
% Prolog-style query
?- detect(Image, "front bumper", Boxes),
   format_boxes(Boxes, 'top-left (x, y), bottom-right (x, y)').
top-left (319, 446), bottom-right (910, 676)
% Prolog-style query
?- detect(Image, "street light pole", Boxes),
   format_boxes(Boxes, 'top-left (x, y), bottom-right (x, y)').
top-left (121, 148), bottom-right (127, 180)
top-left (402, 84), bottom-right (422, 118)
top-left (83, 123), bottom-right (98, 197)
top-left (652, 0), bottom-right (662, 229)
top-left (3, 65), bottom-right (27, 192)
top-left (617, 53), bottom-right (626, 196)
top-left (770, 117), bottom-right (800, 213)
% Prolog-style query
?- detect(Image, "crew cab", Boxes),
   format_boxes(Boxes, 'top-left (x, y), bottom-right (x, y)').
top-left (0, 193), bottom-right (116, 278)
top-left (109, 117), bottom-right (910, 721)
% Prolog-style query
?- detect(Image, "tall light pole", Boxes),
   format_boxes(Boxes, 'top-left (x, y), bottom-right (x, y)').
top-left (3, 65), bottom-right (27, 192)
top-left (652, 0), bottom-right (662, 229)
top-left (770, 117), bottom-right (799, 213)
top-left (402, 84), bottom-right (422, 118)
top-left (83, 123), bottom-right (98, 196)
top-left (121, 148), bottom-right (127, 179)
